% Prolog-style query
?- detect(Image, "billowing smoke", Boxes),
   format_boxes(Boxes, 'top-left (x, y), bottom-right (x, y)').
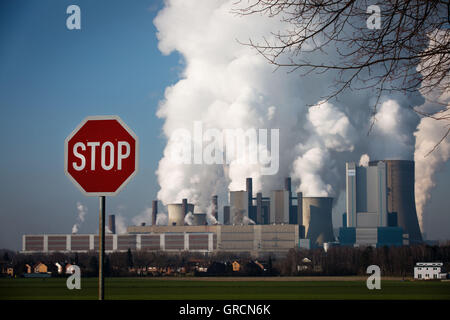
top-left (156, 213), bottom-right (168, 226)
top-left (414, 29), bottom-right (450, 233)
top-left (184, 212), bottom-right (194, 226)
top-left (414, 109), bottom-right (450, 231)
top-left (359, 154), bottom-right (370, 167)
top-left (206, 203), bottom-right (218, 225)
top-left (114, 215), bottom-right (127, 234)
top-left (154, 1), bottom-right (426, 217)
top-left (243, 216), bottom-right (256, 225)
top-left (72, 201), bottom-right (87, 234)
top-left (132, 207), bottom-right (153, 226)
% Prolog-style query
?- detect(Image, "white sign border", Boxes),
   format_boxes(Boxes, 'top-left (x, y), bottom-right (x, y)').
top-left (64, 115), bottom-right (139, 197)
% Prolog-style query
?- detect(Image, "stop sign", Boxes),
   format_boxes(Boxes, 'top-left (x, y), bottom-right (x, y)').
top-left (64, 115), bottom-right (138, 196)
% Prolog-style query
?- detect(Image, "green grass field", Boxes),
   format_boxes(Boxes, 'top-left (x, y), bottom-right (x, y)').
top-left (1, 277), bottom-right (449, 300)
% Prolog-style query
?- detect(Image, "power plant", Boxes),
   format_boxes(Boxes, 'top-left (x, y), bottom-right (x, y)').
top-left (302, 197), bottom-right (335, 247)
top-left (369, 160), bottom-right (422, 243)
top-left (22, 159), bottom-right (425, 256)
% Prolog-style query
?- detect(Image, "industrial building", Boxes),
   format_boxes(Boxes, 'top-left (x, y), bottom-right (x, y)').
top-left (22, 177), bottom-right (326, 255)
top-left (22, 225), bottom-right (299, 257)
top-left (370, 160), bottom-right (422, 243)
top-left (340, 161), bottom-right (412, 247)
top-left (22, 159), bottom-right (423, 255)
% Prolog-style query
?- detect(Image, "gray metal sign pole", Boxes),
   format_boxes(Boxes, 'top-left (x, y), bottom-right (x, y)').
top-left (99, 196), bottom-right (105, 300)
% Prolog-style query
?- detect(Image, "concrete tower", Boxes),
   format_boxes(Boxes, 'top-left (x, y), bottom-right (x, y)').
top-left (369, 160), bottom-right (422, 242)
top-left (302, 197), bottom-right (335, 246)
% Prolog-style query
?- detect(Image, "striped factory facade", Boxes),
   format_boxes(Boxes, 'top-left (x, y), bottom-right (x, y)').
top-left (22, 225), bottom-right (299, 257)
top-left (22, 233), bottom-right (216, 253)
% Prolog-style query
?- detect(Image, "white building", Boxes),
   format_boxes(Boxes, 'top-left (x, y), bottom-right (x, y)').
top-left (414, 262), bottom-right (447, 280)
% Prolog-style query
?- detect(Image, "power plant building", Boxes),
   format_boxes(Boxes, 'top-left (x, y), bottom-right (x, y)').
top-left (23, 162), bottom-right (420, 256)
top-left (341, 161), bottom-right (405, 247)
top-left (22, 224), bottom-right (299, 257)
top-left (369, 160), bottom-right (422, 243)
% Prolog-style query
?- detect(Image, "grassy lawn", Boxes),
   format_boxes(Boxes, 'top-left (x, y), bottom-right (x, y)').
top-left (0, 277), bottom-right (449, 300)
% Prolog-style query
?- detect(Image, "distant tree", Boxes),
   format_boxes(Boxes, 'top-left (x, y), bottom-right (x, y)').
top-left (359, 246), bottom-right (373, 274)
top-left (104, 255), bottom-right (111, 277)
top-left (235, 0), bottom-right (450, 148)
top-left (207, 262), bottom-right (227, 275)
top-left (126, 248), bottom-right (134, 269)
top-left (89, 256), bottom-right (98, 276)
top-left (267, 256), bottom-right (273, 275)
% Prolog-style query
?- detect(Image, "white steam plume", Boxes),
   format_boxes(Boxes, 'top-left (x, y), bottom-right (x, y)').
top-left (72, 201), bottom-right (87, 234)
top-left (206, 203), bottom-right (218, 225)
top-left (184, 212), bottom-right (194, 226)
top-left (154, 0), bottom-right (424, 216)
top-left (132, 207), bottom-right (153, 226)
top-left (114, 215), bottom-right (127, 234)
top-left (414, 29), bottom-right (450, 233)
top-left (156, 213), bottom-right (168, 226)
top-left (243, 216), bottom-right (256, 225)
top-left (359, 154), bottom-right (370, 167)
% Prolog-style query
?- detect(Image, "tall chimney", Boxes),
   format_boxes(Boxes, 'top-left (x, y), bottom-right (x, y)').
top-left (256, 192), bottom-right (263, 224)
top-left (211, 195), bottom-right (218, 219)
top-left (246, 177), bottom-right (253, 204)
top-left (297, 192), bottom-right (303, 236)
top-left (108, 214), bottom-right (116, 234)
top-left (152, 200), bottom-right (158, 225)
top-left (223, 206), bottom-right (230, 225)
top-left (182, 198), bottom-right (188, 217)
top-left (285, 177), bottom-right (292, 194)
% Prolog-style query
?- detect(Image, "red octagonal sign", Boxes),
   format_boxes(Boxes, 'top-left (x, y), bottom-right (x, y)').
top-left (65, 115), bottom-right (138, 196)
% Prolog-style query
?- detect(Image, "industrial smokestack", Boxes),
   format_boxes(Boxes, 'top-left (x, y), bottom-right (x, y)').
top-left (256, 192), bottom-right (262, 224)
top-left (152, 200), bottom-right (158, 226)
top-left (223, 205), bottom-right (230, 225)
top-left (182, 198), bottom-right (188, 217)
top-left (246, 178), bottom-right (253, 206)
top-left (108, 214), bottom-right (116, 234)
top-left (297, 192), bottom-right (303, 237)
top-left (302, 197), bottom-right (335, 247)
top-left (369, 160), bottom-right (422, 242)
top-left (285, 177), bottom-right (292, 194)
top-left (285, 177), bottom-right (293, 224)
top-left (211, 195), bottom-right (218, 220)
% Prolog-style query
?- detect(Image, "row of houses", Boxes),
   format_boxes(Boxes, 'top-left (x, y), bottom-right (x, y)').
top-left (2, 260), bottom-right (448, 279)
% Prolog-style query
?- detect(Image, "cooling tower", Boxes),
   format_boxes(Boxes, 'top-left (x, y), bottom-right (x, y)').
top-left (270, 190), bottom-right (289, 224)
top-left (230, 191), bottom-right (248, 224)
top-left (168, 203), bottom-right (194, 226)
top-left (192, 213), bottom-right (207, 225)
top-left (302, 197), bottom-right (335, 247)
top-left (369, 160), bottom-right (422, 242)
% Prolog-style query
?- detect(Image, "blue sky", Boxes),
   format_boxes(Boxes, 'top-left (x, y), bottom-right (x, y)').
top-left (1, 0), bottom-right (449, 250)
top-left (0, 0), bottom-right (182, 249)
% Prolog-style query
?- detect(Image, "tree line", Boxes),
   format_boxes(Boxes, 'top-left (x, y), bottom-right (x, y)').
top-left (1, 243), bottom-right (449, 277)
